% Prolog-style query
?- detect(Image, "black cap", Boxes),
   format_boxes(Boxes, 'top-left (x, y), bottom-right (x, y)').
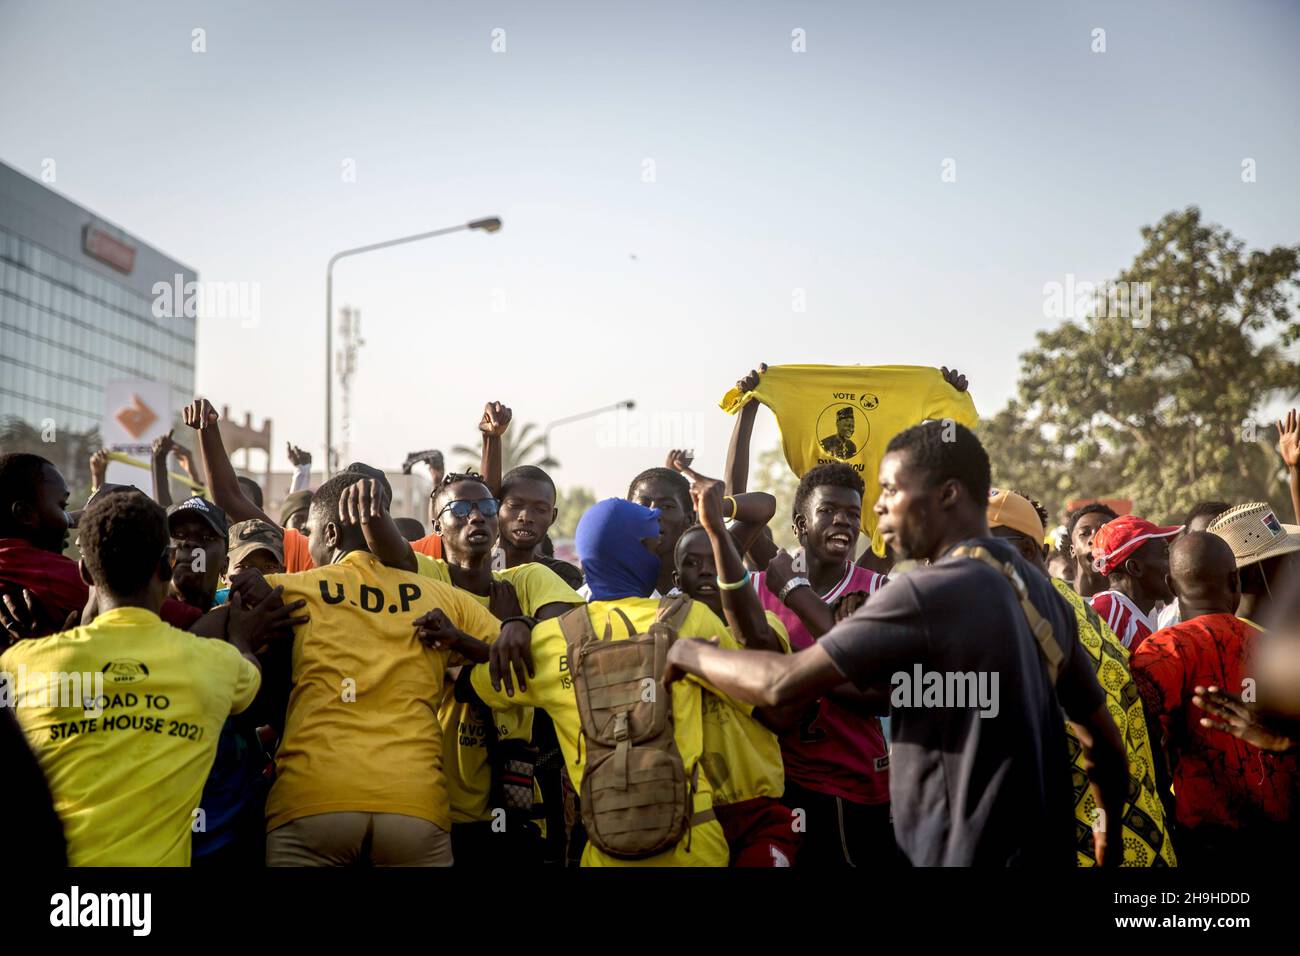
top-left (168, 496), bottom-right (229, 538)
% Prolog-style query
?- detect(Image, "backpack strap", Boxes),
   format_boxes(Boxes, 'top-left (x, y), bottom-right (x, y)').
top-left (606, 607), bottom-right (637, 641)
top-left (655, 593), bottom-right (691, 631)
top-left (558, 603), bottom-right (598, 657)
top-left (950, 545), bottom-right (1064, 684)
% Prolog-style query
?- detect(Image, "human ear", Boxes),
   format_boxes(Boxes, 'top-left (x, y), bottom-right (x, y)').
top-left (938, 479), bottom-right (961, 508)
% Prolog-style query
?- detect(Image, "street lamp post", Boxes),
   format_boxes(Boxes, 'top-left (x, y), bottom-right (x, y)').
top-left (324, 217), bottom-right (501, 475)
top-left (543, 399), bottom-right (636, 464)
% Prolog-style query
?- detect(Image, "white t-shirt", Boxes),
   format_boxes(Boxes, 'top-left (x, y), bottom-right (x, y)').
top-left (1155, 598), bottom-right (1181, 631)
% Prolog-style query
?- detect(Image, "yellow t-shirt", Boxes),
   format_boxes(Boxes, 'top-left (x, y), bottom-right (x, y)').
top-left (413, 554), bottom-right (584, 824)
top-left (471, 597), bottom-right (736, 866)
top-left (1053, 579), bottom-right (1177, 867)
top-left (701, 612), bottom-right (791, 806)
top-left (720, 364), bottom-right (978, 555)
top-left (264, 551), bottom-right (500, 833)
top-left (0, 606), bottom-right (260, 866)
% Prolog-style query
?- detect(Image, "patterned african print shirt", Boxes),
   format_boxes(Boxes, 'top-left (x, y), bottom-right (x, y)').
top-left (1053, 579), bottom-right (1177, 866)
top-left (1131, 613), bottom-right (1299, 832)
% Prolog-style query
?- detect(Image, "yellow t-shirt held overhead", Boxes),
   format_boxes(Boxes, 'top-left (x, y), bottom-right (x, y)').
top-left (413, 554), bottom-right (584, 824)
top-left (702, 611), bottom-right (791, 806)
top-left (720, 364), bottom-right (979, 554)
top-left (0, 606), bottom-right (260, 866)
top-left (264, 551), bottom-right (500, 833)
top-left (471, 597), bottom-right (737, 867)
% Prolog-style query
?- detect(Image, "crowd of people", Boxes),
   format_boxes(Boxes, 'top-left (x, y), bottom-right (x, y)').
top-left (1, 363), bottom-right (1297, 868)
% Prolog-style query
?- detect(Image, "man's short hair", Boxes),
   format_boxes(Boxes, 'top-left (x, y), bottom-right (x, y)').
top-left (309, 471), bottom-right (366, 525)
top-left (1184, 500), bottom-right (1230, 527)
top-left (79, 490), bottom-right (168, 597)
top-left (500, 465), bottom-right (556, 502)
top-left (885, 421), bottom-right (991, 504)
top-left (343, 462), bottom-right (392, 500)
top-left (431, 472), bottom-right (491, 518)
top-left (1065, 502), bottom-right (1119, 541)
top-left (673, 522), bottom-right (710, 563)
top-left (0, 453), bottom-right (53, 532)
top-left (236, 475), bottom-right (264, 509)
top-left (393, 516), bottom-right (426, 541)
top-left (626, 467), bottom-right (692, 513)
top-left (1012, 490), bottom-right (1051, 534)
top-left (793, 462), bottom-right (865, 520)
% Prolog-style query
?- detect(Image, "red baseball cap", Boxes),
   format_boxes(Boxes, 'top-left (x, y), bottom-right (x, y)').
top-left (1090, 515), bottom-right (1182, 576)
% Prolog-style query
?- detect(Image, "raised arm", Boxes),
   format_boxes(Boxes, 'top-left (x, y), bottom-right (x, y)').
top-left (669, 449), bottom-right (777, 563)
top-left (172, 441), bottom-right (206, 489)
top-left (287, 442), bottom-right (313, 493)
top-left (182, 397), bottom-right (276, 525)
top-left (724, 364), bottom-right (765, 496)
top-left (690, 473), bottom-right (782, 652)
top-left (1276, 409), bottom-right (1300, 525)
top-left (339, 478), bottom-right (418, 572)
top-left (478, 401), bottom-right (511, 495)
top-left (89, 448), bottom-right (108, 497)
top-left (150, 430), bottom-right (176, 509)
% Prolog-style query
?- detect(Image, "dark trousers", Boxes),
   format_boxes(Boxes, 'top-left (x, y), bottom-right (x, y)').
top-left (781, 779), bottom-right (901, 868)
top-left (450, 818), bottom-right (543, 868)
top-left (1173, 821), bottom-right (1300, 868)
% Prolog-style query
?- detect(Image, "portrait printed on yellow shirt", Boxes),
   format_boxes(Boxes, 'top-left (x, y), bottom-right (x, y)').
top-left (816, 392), bottom-right (878, 463)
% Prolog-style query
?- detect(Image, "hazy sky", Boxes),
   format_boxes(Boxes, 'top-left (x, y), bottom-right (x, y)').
top-left (3, 0), bottom-right (1298, 498)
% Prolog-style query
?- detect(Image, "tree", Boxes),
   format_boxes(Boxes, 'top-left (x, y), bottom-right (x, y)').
top-left (551, 485), bottom-right (596, 539)
top-left (755, 443), bottom-right (801, 551)
top-left (981, 207), bottom-right (1300, 525)
top-left (451, 421), bottom-right (558, 474)
top-left (0, 416), bottom-right (103, 507)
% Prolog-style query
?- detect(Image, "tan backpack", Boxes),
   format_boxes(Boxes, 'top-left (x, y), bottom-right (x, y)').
top-left (558, 595), bottom-right (708, 860)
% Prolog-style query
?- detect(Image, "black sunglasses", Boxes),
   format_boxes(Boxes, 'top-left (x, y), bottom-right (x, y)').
top-left (436, 498), bottom-right (500, 521)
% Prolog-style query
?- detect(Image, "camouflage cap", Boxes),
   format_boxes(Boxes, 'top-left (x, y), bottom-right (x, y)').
top-left (227, 518), bottom-right (285, 568)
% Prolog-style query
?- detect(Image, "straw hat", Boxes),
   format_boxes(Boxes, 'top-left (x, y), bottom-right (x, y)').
top-left (1207, 502), bottom-right (1300, 568)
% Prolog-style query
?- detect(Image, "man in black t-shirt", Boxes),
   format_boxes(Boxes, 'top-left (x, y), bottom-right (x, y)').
top-left (665, 421), bottom-right (1129, 866)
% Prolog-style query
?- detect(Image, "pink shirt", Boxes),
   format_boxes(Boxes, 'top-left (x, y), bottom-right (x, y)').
top-left (754, 563), bottom-right (890, 805)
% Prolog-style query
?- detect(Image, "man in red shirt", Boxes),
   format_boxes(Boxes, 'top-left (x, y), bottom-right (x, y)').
top-left (1131, 532), bottom-right (1300, 865)
top-left (0, 453), bottom-right (201, 641)
top-left (1088, 515), bottom-right (1180, 651)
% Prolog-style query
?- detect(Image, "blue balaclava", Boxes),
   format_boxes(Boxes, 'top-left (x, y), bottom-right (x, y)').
top-left (575, 498), bottom-right (663, 600)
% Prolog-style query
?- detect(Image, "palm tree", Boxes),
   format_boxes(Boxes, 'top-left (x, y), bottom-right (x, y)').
top-left (451, 421), bottom-right (558, 473)
top-left (0, 415), bottom-right (102, 501)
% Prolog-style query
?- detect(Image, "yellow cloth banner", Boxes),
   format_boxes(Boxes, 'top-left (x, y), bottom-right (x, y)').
top-left (719, 364), bottom-right (978, 555)
top-left (106, 450), bottom-right (207, 492)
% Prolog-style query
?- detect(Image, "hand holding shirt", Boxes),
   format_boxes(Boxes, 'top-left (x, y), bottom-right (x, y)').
top-left (719, 364), bottom-right (978, 555)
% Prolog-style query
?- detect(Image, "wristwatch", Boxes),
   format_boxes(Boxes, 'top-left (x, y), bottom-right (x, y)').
top-left (778, 577), bottom-right (812, 603)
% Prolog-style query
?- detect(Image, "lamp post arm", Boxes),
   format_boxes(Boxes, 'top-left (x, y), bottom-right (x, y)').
top-left (324, 222), bottom-right (490, 475)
